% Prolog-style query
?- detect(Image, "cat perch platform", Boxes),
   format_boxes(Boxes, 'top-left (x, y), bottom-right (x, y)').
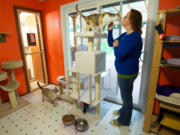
top-left (0, 60), bottom-right (30, 118)
top-left (74, 32), bottom-right (107, 38)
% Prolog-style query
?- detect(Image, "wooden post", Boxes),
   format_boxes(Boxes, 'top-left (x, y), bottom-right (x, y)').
top-left (88, 35), bottom-right (93, 105)
top-left (72, 72), bottom-right (77, 111)
top-left (73, 100), bottom-right (77, 114)
top-left (72, 72), bottom-right (76, 95)
top-left (95, 104), bottom-right (100, 119)
top-left (10, 69), bottom-right (15, 80)
top-left (59, 84), bottom-right (63, 95)
top-left (77, 72), bottom-right (80, 100)
top-left (95, 74), bottom-right (101, 118)
top-left (8, 91), bottom-right (17, 109)
top-left (88, 37), bottom-right (94, 52)
top-left (95, 74), bottom-right (101, 101)
top-left (143, 11), bottom-right (167, 132)
top-left (89, 74), bottom-right (92, 105)
top-left (70, 13), bottom-right (78, 47)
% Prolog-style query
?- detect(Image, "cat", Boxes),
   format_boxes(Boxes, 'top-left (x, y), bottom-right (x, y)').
top-left (37, 82), bottom-right (59, 107)
top-left (76, 4), bottom-right (120, 32)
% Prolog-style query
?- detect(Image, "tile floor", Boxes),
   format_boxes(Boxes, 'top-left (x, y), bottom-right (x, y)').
top-left (0, 84), bottom-right (157, 135)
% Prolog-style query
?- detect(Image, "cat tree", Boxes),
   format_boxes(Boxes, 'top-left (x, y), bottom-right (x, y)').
top-left (64, 31), bottom-right (107, 119)
top-left (0, 60), bottom-right (30, 118)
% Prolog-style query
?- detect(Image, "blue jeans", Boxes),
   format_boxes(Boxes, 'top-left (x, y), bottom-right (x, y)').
top-left (117, 76), bottom-right (136, 125)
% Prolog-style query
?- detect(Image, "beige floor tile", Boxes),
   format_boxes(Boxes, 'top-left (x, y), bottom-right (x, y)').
top-left (0, 85), bottom-right (158, 135)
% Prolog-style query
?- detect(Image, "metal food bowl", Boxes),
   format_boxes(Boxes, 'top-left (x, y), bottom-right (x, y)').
top-left (62, 114), bottom-right (75, 126)
top-left (74, 118), bottom-right (88, 132)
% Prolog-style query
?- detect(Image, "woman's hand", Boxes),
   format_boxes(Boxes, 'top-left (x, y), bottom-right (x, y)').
top-left (108, 22), bottom-right (114, 30)
top-left (113, 40), bottom-right (119, 47)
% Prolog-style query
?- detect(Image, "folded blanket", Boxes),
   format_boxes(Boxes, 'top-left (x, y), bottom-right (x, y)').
top-left (156, 85), bottom-right (180, 96)
top-left (170, 93), bottom-right (180, 99)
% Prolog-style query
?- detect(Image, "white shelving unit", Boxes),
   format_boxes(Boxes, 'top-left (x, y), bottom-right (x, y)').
top-left (67, 31), bottom-right (107, 119)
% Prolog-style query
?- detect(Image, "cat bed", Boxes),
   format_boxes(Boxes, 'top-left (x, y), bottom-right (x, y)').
top-left (74, 51), bottom-right (106, 75)
top-left (160, 112), bottom-right (180, 131)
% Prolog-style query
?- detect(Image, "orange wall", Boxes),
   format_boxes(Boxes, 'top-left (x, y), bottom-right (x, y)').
top-left (0, 0), bottom-right (78, 101)
top-left (43, 0), bottom-right (64, 84)
top-left (43, 0), bottom-right (77, 84)
top-left (0, 0), bottom-right (44, 98)
top-left (60, 0), bottom-right (77, 5)
top-left (158, 0), bottom-right (180, 86)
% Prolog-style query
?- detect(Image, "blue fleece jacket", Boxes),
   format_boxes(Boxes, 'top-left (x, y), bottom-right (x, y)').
top-left (108, 30), bottom-right (143, 75)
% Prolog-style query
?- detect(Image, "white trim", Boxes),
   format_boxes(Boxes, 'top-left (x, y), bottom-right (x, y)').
top-left (61, 6), bottom-right (71, 76)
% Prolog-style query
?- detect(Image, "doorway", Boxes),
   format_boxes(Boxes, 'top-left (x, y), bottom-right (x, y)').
top-left (14, 7), bottom-right (48, 92)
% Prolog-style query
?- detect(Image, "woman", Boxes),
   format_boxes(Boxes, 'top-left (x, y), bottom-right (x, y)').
top-left (108, 9), bottom-right (143, 126)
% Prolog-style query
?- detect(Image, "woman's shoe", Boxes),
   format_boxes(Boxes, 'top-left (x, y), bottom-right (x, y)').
top-left (110, 119), bottom-right (121, 127)
top-left (113, 110), bottom-right (120, 116)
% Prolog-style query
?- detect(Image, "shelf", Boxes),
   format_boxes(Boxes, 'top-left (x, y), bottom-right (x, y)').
top-left (163, 43), bottom-right (180, 48)
top-left (163, 40), bottom-right (180, 43)
top-left (159, 9), bottom-right (180, 16)
top-left (163, 37), bottom-right (180, 47)
top-left (160, 59), bottom-right (180, 69)
top-left (156, 94), bottom-right (180, 108)
top-left (160, 63), bottom-right (180, 69)
top-left (160, 112), bottom-right (180, 131)
top-left (160, 102), bottom-right (180, 114)
top-left (166, 9), bottom-right (180, 16)
top-left (159, 127), bottom-right (180, 135)
top-left (62, 88), bottom-right (106, 106)
top-left (74, 32), bottom-right (107, 38)
top-left (67, 67), bottom-right (102, 76)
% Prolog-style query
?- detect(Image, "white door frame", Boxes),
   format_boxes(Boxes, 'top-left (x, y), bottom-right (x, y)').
top-left (138, 0), bottom-right (159, 112)
top-left (60, 0), bottom-right (159, 112)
